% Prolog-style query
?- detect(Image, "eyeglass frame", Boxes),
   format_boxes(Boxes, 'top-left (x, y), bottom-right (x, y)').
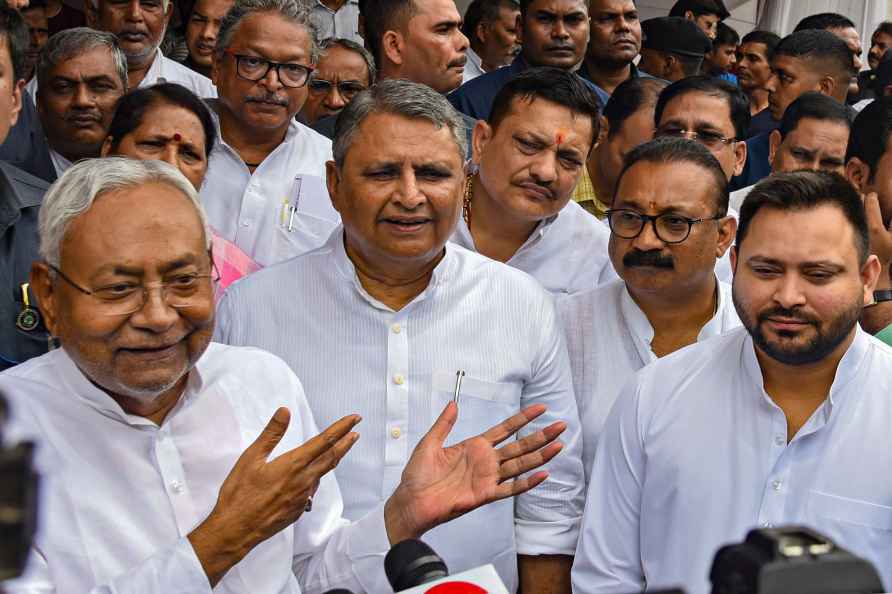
top-left (605, 208), bottom-right (725, 244)
top-left (654, 125), bottom-right (738, 150)
top-left (307, 77), bottom-right (369, 97)
top-left (223, 49), bottom-right (314, 88)
top-left (46, 255), bottom-right (219, 316)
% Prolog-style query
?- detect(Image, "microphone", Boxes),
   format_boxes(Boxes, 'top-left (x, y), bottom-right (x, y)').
top-left (384, 539), bottom-right (510, 593)
top-left (385, 539), bottom-right (448, 590)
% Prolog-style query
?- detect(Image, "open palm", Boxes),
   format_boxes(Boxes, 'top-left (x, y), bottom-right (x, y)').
top-left (385, 402), bottom-right (566, 542)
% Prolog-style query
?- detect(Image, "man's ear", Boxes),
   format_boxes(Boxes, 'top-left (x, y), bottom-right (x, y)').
top-left (514, 12), bottom-right (523, 45)
top-left (846, 156), bottom-right (870, 192)
top-left (474, 21), bottom-right (488, 46)
top-left (471, 119), bottom-right (492, 167)
top-left (326, 160), bottom-right (342, 215)
top-left (30, 262), bottom-right (60, 338)
top-left (817, 74), bottom-right (837, 98)
top-left (663, 54), bottom-right (677, 79)
top-left (732, 138), bottom-right (747, 177)
top-left (716, 213), bottom-right (737, 259)
top-left (382, 30), bottom-right (405, 67)
top-left (100, 136), bottom-right (114, 157)
top-left (85, 0), bottom-right (99, 28)
top-left (8, 77), bottom-right (23, 130)
top-left (684, 9), bottom-right (695, 22)
top-left (729, 244), bottom-right (738, 275)
top-left (767, 129), bottom-right (782, 167)
top-left (596, 114), bottom-right (608, 146)
top-left (884, 84), bottom-right (892, 98)
top-left (861, 254), bottom-right (882, 304)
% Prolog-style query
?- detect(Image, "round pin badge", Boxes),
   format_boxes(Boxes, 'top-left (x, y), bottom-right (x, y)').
top-left (16, 307), bottom-right (40, 332)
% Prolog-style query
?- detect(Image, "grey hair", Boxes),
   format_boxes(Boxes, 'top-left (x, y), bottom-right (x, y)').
top-left (333, 79), bottom-right (468, 168)
top-left (39, 158), bottom-right (212, 268)
top-left (320, 37), bottom-right (377, 84)
top-left (216, 0), bottom-right (321, 64)
top-left (89, 0), bottom-right (171, 13)
top-left (37, 28), bottom-right (129, 94)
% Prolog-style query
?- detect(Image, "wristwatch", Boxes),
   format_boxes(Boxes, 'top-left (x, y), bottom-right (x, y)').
top-left (870, 289), bottom-right (892, 306)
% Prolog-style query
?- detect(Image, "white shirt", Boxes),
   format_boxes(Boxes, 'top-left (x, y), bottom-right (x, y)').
top-left (200, 112), bottom-right (340, 267)
top-left (2, 344), bottom-right (392, 594)
top-left (462, 47), bottom-right (486, 84)
top-left (572, 327), bottom-right (892, 594)
top-left (730, 184), bottom-right (753, 212)
top-left (139, 48), bottom-right (217, 98)
top-left (216, 228), bottom-right (586, 593)
top-left (25, 49), bottom-right (217, 102)
top-left (48, 148), bottom-right (72, 179)
top-left (450, 201), bottom-right (617, 295)
top-left (558, 279), bottom-right (740, 482)
top-left (310, 0), bottom-right (362, 44)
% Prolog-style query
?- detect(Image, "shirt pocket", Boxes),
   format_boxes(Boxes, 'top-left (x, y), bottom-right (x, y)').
top-left (808, 490), bottom-right (892, 531)
top-left (431, 370), bottom-right (520, 447)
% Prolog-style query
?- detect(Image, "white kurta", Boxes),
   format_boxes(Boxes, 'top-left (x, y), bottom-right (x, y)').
top-left (557, 278), bottom-right (740, 482)
top-left (2, 344), bottom-right (391, 594)
top-left (215, 227), bottom-right (586, 593)
top-left (572, 327), bottom-right (892, 594)
top-left (450, 201), bottom-right (617, 296)
top-left (200, 114), bottom-right (340, 267)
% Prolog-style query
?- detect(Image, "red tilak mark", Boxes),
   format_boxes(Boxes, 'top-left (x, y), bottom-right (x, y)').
top-left (555, 131), bottom-right (567, 146)
top-left (173, 133), bottom-right (182, 142)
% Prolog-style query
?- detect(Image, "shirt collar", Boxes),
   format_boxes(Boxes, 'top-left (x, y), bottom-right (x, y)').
top-left (328, 225), bottom-right (454, 311)
top-left (208, 100), bottom-right (301, 154)
top-left (452, 211), bottom-right (558, 263)
top-left (620, 279), bottom-right (729, 363)
top-left (466, 47), bottom-right (483, 71)
top-left (48, 148), bottom-right (72, 177)
top-left (140, 48), bottom-right (164, 87)
top-left (54, 345), bottom-right (204, 428)
top-left (742, 326), bottom-right (872, 413)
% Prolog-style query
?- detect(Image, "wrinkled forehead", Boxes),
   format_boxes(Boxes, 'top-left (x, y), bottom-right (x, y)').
top-left (660, 91), bottom-right (734, 132)
top-left (346, 111), bottom-right (465, 167)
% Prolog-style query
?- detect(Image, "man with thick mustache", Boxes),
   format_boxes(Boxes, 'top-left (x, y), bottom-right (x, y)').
top-left (201, 0), bottom-right (341, 267)
top-left (451, 67), bottom-right (614, 295)
top-left (217, 79), bottom-right (585, 594)
top-left (558, 137), bottom-right (739, 482)
top-left (573, 170), bottom-right (892, 594)
top-left (15, 28), bottom-right (127, 184)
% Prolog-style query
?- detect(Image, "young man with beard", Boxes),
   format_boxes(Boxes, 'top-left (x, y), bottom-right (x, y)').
top-left (573, 170), bottom-right (892, 594)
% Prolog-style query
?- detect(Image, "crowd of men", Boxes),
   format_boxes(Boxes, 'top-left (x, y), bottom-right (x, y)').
top-left (0, 0), bottom-right (892, 593)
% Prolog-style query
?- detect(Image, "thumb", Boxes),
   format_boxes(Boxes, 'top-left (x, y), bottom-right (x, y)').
top-left (247, 407), bottom-right (291, 461)
top-left (421, 401), bottom-right (458, 449)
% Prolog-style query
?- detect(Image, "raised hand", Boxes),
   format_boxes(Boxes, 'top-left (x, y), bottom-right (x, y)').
top-left (384, 402), bottom-right (566, 544)
top-left (189, 408), bottom-right (361, 586)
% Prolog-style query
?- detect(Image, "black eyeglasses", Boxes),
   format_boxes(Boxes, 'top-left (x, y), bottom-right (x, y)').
top-left (224, 50), bottom-right (314, 88)
top-left (655, 125), bottom-right (737, 150)
top-left (606, 209), bottom-right (723, 244)
top-left (307, 78), bottom-right (368, 99)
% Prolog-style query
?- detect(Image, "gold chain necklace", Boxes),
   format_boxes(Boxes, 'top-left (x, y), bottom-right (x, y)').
top-left (463, 174), bottom-right (474, 228)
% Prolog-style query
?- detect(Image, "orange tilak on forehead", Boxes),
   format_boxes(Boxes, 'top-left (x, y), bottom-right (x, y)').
top-left (555, 129), bottom-right (568, 146)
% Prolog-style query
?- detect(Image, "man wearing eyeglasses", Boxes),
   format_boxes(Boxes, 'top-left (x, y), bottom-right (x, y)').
top-left (559, 137), bottom-right (738, 483)
top-left (653, 75), bottom-right (750, 282)
top-left (202, 0), bottom-right (341, 267)
top-left (298, 37), bottom-right (374, 132)
top-left (5, 157), bottom-right (566, 593)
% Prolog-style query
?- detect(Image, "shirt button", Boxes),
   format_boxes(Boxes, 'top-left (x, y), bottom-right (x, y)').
top-left (393, 373), bottom-right (405, 385)
top-left (763, 521), bottom-right (773, 528)
top-left (240, 221), bottom-right (250, 227)
top-left (170, 480), bottom-right (184, 493)
top-left (772, 480), bottom-right (782, 491)
top-left (390, 427), bottom-right (402, 439)
top-left (775, 435), bottom-right (785, 446)
top-left (391, 323), bottom-right (402, 334)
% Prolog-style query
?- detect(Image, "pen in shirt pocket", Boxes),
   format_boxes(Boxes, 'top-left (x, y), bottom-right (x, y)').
top-left (452, 370), bottom-right (465, 404)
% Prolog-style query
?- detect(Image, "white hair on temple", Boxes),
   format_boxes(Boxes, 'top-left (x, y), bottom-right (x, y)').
top-left (38, 158), bottom-right (212, 268)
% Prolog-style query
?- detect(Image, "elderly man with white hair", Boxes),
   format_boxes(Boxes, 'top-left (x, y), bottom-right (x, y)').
top-left (84, 0), bottom-right (216, 94)
top-left (1, 158), bottom-right (567, 593)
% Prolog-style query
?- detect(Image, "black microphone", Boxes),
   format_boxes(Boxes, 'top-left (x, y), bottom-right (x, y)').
top-left (384, 539), bottom-right (449, 591)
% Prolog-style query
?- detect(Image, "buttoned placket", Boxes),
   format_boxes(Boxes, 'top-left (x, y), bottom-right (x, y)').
top-left (383, 309), bottom-right (410, 497)
top-left (755, 396), bottom-right (830, 529)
